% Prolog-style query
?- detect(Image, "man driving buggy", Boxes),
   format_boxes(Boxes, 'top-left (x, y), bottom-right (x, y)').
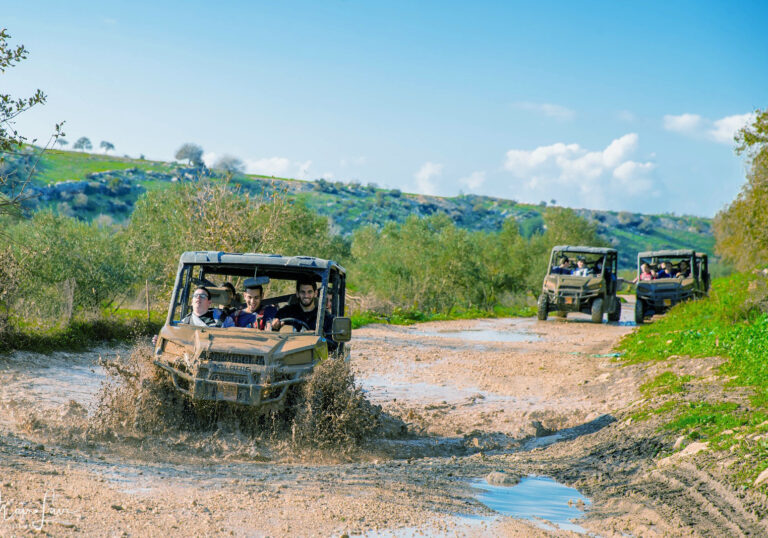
top-left (271, 278), bottom-right (337, 350)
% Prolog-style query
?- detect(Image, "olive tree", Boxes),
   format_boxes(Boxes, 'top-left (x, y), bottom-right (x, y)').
top-left (73, 137), bottom-right (92, 151)
top-left (174, 143), bottom-right (203, 166)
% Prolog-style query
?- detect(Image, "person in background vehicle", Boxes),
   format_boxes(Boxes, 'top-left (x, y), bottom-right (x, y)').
top-left (181, 286), bottom-right (224, 327)
top-left (656, 261), bottom-right (674, 279)
top-left (677, 260), bottom-right (691, 278)
top-left (571, 257), bottom-right (592, 277)
top-left (552, 256), bottom-right (571, 274)
top-left (271, 279), bottom-right (337, 350)
top-left (222, 282), bottom-right (277, 330)
top-left (633, 263), bottom-right (656, 283)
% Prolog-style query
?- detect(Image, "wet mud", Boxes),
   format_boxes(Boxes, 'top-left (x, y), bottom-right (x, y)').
top-left (1, 306), bottom-right (767, 536)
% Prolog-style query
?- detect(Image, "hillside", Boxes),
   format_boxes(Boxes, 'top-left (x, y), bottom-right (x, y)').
top-left (2, 148), bottom-right (714, 268)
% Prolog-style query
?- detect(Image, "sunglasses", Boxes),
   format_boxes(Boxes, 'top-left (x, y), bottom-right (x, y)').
top-left (191, 293), bottom-right (209, 299)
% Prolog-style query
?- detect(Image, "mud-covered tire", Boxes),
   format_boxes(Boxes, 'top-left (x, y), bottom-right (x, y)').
top-left (591, 298), bottom-right (604, 323)
top-left (607, 296), bottom-right (621, 322)
top-left (537, 294), bottom-right (549, 320)
top-left (634, 299), bottom-right (645, 324)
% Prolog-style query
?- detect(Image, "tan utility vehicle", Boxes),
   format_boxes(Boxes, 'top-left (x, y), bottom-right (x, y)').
top-left (538, 246), bottom-right (621, 323)
top-left (634, 249), bottom-right (710, 324)
top-left (153, 252), bottom-right (352, 411)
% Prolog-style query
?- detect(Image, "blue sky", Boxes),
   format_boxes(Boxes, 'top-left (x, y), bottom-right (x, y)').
top-left (3, 1), bottom-right (766, 216)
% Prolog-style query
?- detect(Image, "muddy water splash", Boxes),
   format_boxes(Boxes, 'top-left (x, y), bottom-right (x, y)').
top-left (2, 342), bottom-right (407, 463)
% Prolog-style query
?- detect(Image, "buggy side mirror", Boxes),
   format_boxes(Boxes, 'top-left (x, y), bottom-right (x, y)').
top-left (330, 317), bottom-right (352, 342)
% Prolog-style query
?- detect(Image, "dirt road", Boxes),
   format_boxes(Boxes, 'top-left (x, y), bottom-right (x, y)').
top-left (1, 306), bottom-right (766, 536)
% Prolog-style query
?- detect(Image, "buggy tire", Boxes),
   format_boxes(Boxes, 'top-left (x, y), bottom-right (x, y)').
top-left (607, 296), bottom-right (621, 322)
top-left (591, 298), bottom-right (604, 323)
top-left (634, 299), bottom-right (645, 324)
top-left (537, 294), bottom-right (549, 320)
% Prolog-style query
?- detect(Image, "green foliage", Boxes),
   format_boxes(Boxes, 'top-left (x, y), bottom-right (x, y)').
top-left (123, 179), bottom-right (339, 302)
top-left (0, 316), bottom-right (160, 353)
top-left (640, 372), bottom-right (694, 396)
top-left (0, 29), bottom-right (47, 155)
top-left (619, 271), bottom-right (768, 458)
top-left (347, 207), bottom-right (604, 314)
top-left (6, 210), bottom-right (134, 319)
top-left (350, 214), bottom-right (497, 312)
top-left (714, 109), bottom-right (768, 271)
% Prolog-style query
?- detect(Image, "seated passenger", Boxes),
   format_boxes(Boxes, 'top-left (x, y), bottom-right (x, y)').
top-left (181, 286), bottom-right (224, 327)
top-left (656, 261), bottom-right (674, 279)
top-left (677, 260), bottom-right (691, 278)
top-left (571, 257), bottom-right (592, 277)
top-left (633, 263), bottom-right (656, 283)
top-left (552, 256), bottom-right (571, 274)
top-left (222, 282), bottom-right (277, 330)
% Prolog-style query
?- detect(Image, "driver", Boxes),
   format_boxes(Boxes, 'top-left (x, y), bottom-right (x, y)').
top-left (271, 279), bottom-right (335, 347)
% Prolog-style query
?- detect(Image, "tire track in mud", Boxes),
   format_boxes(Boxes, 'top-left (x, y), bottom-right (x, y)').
top-left (633, 463), bottom-right (768, 537)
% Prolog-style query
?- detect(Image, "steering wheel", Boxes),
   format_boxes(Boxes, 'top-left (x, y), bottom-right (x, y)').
top-left (279, 317), bottom-right (311, 332)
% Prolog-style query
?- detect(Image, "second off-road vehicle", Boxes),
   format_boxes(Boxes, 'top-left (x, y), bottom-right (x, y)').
top-left (153, 251), bottom-right (352, 411)
top-left (538, 246), bottom-right (621, 323)
top-left (634, 249), bottom-right (710, 324)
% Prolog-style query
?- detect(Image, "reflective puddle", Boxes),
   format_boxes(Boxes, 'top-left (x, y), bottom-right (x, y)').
top-left (472, 475), bottom-right (591, 534)
top-left (415, 328), bottom-right (541, 343)
top-left (359, 374), bottom-right (516, 405)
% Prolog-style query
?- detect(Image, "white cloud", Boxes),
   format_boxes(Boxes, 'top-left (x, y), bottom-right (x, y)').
top-left (459, 171), bottom-right (486, 191)
top-left (321, 172), bottom-right (335, 180)
top-left (202, 151), bottom-right (217, 168)
top-left (663, 112), bottom-right (754, 145)
top-left (296, 160), bottom-right (312, 180)
top-left (245, 157), bottom-right (291, 176)
top-left (413, 162), bottom-right (443, 195)
top-left (710, 113), bottom-right (754, 144)
top-left (513, 101), bottom-right (575, 121)
top-left (503, 133), bottom-right (659, 209)
top-left (663, 113), bottom-right (704, 133)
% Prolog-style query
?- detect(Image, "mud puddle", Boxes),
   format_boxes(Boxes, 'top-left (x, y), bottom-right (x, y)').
top-left (472, 475), bottom-right (591, 534)
top-left (411, 319), bottom-right (541, 343)
top-left (359, 374), bottom-right (518, 405)
top-left (0, 349), bottom-right (117, 408)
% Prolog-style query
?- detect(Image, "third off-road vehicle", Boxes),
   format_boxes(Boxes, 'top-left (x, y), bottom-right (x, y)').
top-left (538, 246), bottom-right (621, 323)
top-left (153, 251), bottom-right (352, 411)
top-left (634, 249), bottom-right (710, 324)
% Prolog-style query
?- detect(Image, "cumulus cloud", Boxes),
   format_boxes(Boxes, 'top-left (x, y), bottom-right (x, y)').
top-left (244, 157), bottom-right (291, 176)
top-left (710, 113), bottom-right (754, 144)
top-left (414, 162), bottom-right (443, 195)
top-left (663, 113), bottom-right (704, 134)
top-left (513, 101), bottom-right (575, 121)
top-left (503, 133), bottom-right (658, 210)
top-left (459, 171), bottom-right (486, 191)
top-left (663, 112), bottom-right (754, 145)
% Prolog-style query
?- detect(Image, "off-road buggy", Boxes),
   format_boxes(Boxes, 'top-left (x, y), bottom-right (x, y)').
top-left (153, 251), bottom-right (352, 411)
top-left (538, 246), bottom-right (621, 323)
top-left (634, 249), bottom-right (709, 324)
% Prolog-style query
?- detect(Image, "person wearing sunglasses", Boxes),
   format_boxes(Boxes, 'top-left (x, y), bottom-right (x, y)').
top-left (181, 286), bottom-right (223, 327)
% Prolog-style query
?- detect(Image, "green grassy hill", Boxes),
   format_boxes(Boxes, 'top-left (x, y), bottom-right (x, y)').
top-left (3, 147), bottom-right (715, 269)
